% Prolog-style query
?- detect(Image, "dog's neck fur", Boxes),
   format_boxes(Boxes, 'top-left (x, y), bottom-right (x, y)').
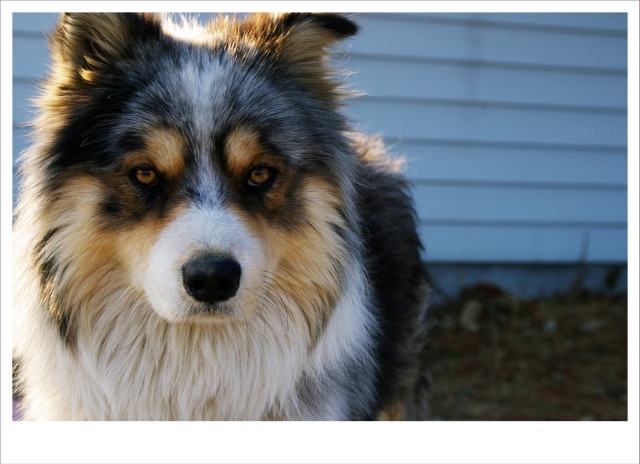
top-left (16, 256), bottom-right (376, 420)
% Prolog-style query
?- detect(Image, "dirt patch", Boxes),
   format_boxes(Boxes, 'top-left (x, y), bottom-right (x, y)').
top-left (424, 285), bottom-right (628, 420)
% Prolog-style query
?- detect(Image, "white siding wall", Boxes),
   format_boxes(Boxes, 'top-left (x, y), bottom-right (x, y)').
top-left (345, 13), bottom-right (627, 265)
top-left (12, 13), bottom-right (628, 269)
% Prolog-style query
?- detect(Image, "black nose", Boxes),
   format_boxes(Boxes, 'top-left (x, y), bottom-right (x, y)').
top-left (182, 254), bottom-right (241, 305)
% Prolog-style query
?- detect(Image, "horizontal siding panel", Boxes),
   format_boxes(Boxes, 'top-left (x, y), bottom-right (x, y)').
top-left (348, 56), bottom-right (627, 109)
top-left (13, 128), bottom-right (30, 162)
top-left (12, 12), bottom-right (57, 34)
top-left (398, 143), bottom-right (627, 186)
top-left (353, 15), bottom-right (627, 70)
top-left (12, 128), bottom-right (29, 202)
top-left (13, 35), bottom-right (50, 78)
top-left (420, 224), bottom-right (627, 262)
top-left (13, 81), bottom-right (38, 125)
top-left (348, 99), bottom-right (627, 147)
top-left (412, 184), bottom-right (626, 224)
top-left (425, 13), bottom-right (627, 32)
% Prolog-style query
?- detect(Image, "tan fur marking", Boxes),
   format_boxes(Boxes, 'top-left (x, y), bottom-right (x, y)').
top-left (113, 204), bottom-right (191, 289)
top-left (224, 127), bottom-right (264, 177)
top-left (120, 127), bottom-right (186, 180)
top-left (30, 173), bottom-right (193, 370)
top-left (236, 178), bottom-right (349, 343)
top-left (377, 403), bottom-right (406, 421)
top-left (33, 176), bottom-right (123, 345)
top-left (142, 127), bottom-right (186, 179)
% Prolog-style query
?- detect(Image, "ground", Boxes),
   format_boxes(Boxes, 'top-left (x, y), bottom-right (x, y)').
top-left (424, 284), bottom-right (628, 421)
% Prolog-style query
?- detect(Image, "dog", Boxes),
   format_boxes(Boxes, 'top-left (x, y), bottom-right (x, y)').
top-left (12, 12), bottom-right (430, 420)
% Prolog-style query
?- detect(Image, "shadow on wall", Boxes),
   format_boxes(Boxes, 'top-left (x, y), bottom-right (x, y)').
top-left (426, 262), bottom-right (627, 303)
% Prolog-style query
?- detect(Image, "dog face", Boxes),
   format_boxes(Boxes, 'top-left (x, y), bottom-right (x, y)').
top-left (29, 13), bottom-right (362, 327)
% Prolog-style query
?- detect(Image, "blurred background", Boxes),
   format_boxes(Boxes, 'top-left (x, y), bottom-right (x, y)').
top-left (12, 12), bottom-right (629, 420)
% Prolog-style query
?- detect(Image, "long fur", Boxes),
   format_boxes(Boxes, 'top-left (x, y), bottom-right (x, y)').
top-left (13, 12), bottom-right (430, 420)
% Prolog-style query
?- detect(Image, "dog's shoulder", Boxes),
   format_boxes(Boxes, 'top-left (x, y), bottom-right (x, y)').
top-left (352, 132), bottom-right (423, 268)
top-left (351, 133), bottom-right (432, 420)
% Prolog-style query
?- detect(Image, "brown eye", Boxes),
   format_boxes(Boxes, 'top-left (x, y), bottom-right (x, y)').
top-left (247, 166), bottom-right (274, 188)
top-left (133, 166), bottom-right (159, 187)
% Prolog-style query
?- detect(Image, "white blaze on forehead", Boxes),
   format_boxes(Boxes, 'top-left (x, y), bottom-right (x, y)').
top-left (178, 60), bottom-right (221, 144)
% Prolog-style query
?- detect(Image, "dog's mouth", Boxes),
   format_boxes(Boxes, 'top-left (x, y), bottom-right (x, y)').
top-left (140, 203), bottom-right (266, 323)
top-left (182, 302), bottom-right (238, 320)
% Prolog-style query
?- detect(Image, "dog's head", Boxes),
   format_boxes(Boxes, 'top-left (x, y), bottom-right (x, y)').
top-left (27, 13), bottom-right (363, 326)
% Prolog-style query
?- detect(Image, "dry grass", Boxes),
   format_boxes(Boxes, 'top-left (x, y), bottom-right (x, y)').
top-left (424, 286), bottom-right (628, 421)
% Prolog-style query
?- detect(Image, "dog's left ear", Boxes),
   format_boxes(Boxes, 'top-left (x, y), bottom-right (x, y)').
top-left (238, 13), bottom-right (358, 103)
top-left (272, 12), bottom-right (358, 51)
top-left (50, 13), bottom-right (162, 84)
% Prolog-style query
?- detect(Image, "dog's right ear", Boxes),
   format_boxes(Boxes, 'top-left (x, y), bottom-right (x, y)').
top-left (234, 13), bottom-right (358, 104)
top-left (50, 13), bottom-right (161, 83)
